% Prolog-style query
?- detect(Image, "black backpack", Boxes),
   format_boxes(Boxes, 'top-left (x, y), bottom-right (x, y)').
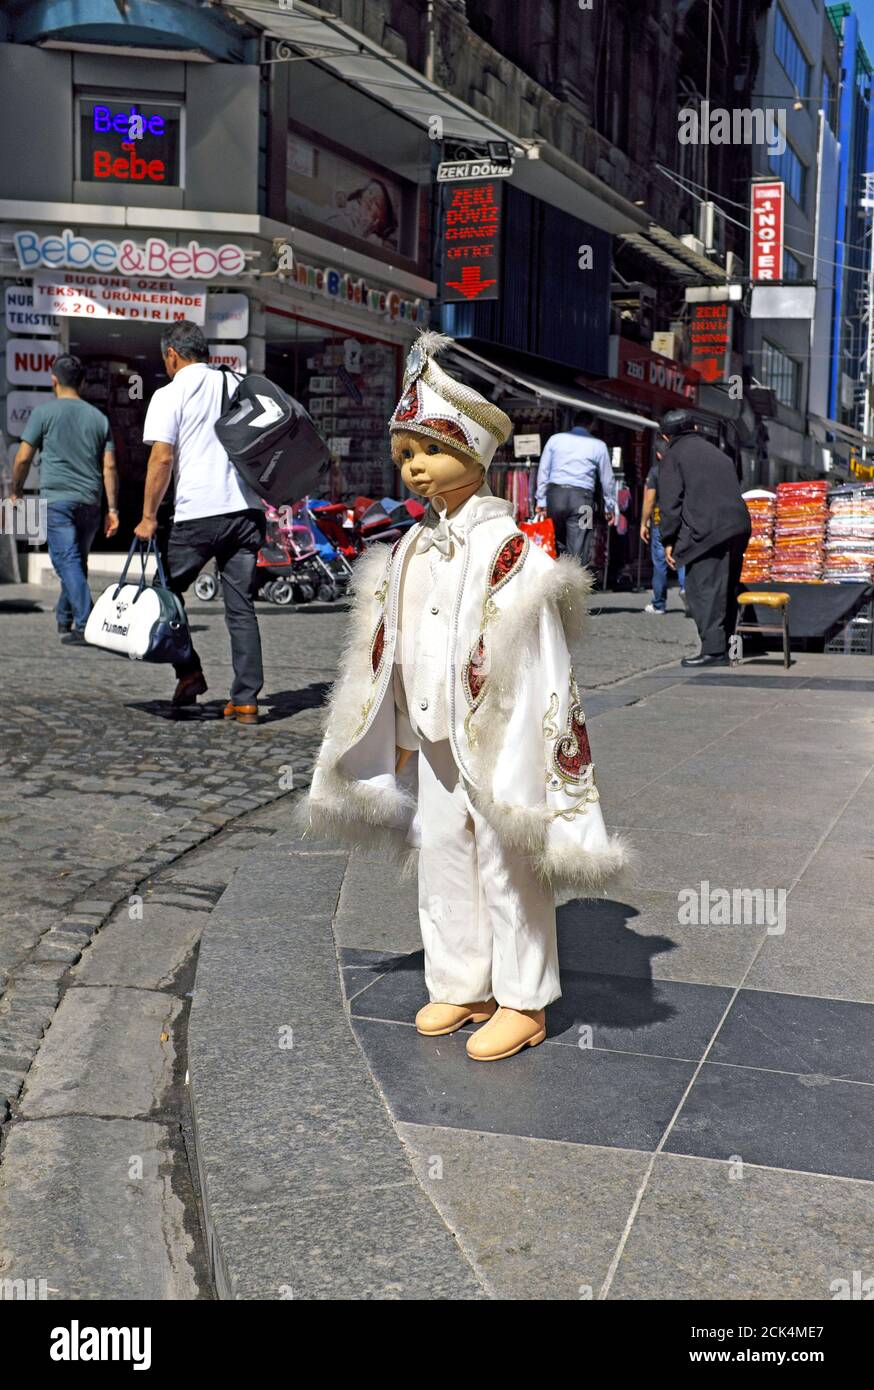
top-left (212, 366), bottom-right (330, 507)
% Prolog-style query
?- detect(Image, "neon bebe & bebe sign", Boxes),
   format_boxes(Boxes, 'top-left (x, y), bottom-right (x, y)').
top-left (14, 229), bottom-right (247, 280)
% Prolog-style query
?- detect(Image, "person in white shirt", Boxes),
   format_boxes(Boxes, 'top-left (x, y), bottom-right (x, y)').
top-left (135, 321), bottom-right (265, 722)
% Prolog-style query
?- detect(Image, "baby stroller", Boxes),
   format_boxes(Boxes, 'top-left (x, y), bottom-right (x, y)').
top-left (354, 496), bottom-right (426, 548)
top-left (295, 499), bottom-right (356, 592)
top-left (257, 506), bottom-right (340, 605)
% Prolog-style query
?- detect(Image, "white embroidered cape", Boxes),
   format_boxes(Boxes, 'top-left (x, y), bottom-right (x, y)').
top-left (300, 511), bottom-right (629, 903)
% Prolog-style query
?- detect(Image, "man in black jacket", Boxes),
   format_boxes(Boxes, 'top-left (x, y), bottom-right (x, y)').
top-left (657, 411), bottom-right (751, 668)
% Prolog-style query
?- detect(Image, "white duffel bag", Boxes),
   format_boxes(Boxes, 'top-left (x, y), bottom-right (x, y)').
top-left (85, 538), bottom-right (193, 663)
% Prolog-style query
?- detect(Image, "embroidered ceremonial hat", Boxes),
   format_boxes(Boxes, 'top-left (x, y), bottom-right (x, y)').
top-left (389, 330), bottom-right (513, 469)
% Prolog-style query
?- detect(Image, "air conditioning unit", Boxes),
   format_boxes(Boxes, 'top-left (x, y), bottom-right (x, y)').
top-left (652, 331), bottom-right (678, 359)
top-left (680, 234), bottom-right (705, 256)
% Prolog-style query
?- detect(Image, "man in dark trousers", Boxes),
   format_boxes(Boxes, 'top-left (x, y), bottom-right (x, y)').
top-left (135, 321), bottom-right (266, 723)
top-left (657, 411), bottom-right (750, 668)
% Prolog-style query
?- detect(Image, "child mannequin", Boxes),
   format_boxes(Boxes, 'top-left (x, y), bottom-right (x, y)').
top-left (303, 332), bottom-right (626, 1061)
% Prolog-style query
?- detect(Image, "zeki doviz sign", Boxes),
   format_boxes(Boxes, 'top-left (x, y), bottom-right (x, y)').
top-left (437, 159), bottom-right (514, 182)
top-left (440, 179), bottom-right (503, 303)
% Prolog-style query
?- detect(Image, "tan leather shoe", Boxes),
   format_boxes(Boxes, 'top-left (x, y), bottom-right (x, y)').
top-left (465, 1006), bottom-right (546, 1061)
top-left (415, 999), bottom-right (496, 1036)
top-left (223, 701), bottom-right (258, 725)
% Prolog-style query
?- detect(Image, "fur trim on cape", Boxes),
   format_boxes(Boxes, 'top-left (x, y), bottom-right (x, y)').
top-left (297, 542), bottom-right (418, 872)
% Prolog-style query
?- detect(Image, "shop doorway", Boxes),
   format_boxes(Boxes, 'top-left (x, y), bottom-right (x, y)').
top-left (66, 318), bottom-right (169, 549)
top-left (265, 308), bottom-right (401, 503)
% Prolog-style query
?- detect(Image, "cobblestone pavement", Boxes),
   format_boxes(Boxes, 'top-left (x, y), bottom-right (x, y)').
top-left (0, 576), bottom-right (696, 1296)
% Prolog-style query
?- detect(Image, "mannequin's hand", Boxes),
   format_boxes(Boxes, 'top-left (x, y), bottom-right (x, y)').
top-left (395, 746), bottom-right (414, 773)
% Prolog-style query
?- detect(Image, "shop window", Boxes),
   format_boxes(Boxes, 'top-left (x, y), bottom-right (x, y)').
top-left (783, 250), bottom-right (806, 281)
top-left (265, 311), bottom-right (401, 502)
top-left (761, 339), bottom-right (799, 409)
top-left (769, 141), bottom-right (807, 208)
top-left (286, 123), bottom-right (415, 260)
top-left (774, 8), bottom-right (810, 98)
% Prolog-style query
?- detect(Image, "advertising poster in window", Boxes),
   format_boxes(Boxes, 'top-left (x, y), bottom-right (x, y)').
top-left (286, 131), bottom-right (403, 254)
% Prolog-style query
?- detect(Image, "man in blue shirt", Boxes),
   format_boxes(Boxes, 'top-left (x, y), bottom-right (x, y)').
top-left (535, 412), bottom-right (616, 569)
top-left (13, 354), bottom-right (118, 643)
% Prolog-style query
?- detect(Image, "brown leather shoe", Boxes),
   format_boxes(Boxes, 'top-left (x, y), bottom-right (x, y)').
top-left (172, 672), bottom-right (207, 706)
top-left (223, 702), bottom-right (258, 725)
top-left (415, 999), bottom-right (496, 1036)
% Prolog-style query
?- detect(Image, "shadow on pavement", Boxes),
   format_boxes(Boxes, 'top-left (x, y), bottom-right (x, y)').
top-left (125, 680), bottom-right (330, 723)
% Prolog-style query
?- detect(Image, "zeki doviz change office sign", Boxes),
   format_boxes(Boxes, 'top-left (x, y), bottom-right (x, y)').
top-left (79, 97), bottom-right (182, 186)
top-left (440, 178), bottom-right (503, 304)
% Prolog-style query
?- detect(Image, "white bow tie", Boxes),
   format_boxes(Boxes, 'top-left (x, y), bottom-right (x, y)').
top-left (415, 512), bottom-right (465, 559)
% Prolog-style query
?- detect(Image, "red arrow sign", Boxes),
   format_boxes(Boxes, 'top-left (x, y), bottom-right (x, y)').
top-left (444, 266), bottom-right (498, 300)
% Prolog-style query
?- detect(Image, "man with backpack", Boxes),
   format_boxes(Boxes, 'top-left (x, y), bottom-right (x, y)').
top-left (135, 320), bottom-right (266, 723)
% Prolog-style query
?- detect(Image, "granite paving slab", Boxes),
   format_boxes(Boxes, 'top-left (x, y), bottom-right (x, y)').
top-left (352, 1017), bottom-right (697, 1149)
top-left (349, 949), bottom-right (735, 1063)
top-left (21, 987), bottom-right (182, 1120)
top-left (710, 988), bottom-right (874, 1082)
top-left (188, 835), bottom-right (486, 1299)
top-left (397, 1123), bottom-right (652, 1300)
top-left (0, 1116), bottom-right (200, 1300)
top-left (744, 897), bottom-right (874, 1002)
top-left (664, 1062), bottom-right (874, 1181)
top-left (557, 892), bottom-right (767, 987)
top-left (608, 1153), bottom-right (874, 1301)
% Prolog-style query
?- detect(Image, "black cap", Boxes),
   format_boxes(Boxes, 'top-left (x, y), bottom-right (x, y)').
top-left (660, 409), bottom-right (696, 438)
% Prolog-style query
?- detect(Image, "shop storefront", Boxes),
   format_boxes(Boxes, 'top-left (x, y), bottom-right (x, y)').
top-left (261, 255), bottom-right (427, 503)
top-left (0, 28), bottom-right (437, 565)
top-left (1, 221), bottom-right (430, 543)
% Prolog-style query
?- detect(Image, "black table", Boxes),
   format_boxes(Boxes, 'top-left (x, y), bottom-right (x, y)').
top-left (738, 581), bottom-right (874, 642)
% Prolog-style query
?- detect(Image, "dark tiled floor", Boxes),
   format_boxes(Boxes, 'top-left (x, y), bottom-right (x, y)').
top-left (341, 947), bottom-right (874, 1181)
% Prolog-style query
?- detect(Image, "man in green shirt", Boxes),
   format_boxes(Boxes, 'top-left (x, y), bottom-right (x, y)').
top-left (12, 354), bottom-right (119, 643)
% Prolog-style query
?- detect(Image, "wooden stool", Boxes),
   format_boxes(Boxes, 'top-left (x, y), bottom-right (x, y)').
top-left (733, 592), bottom-right (791, 669)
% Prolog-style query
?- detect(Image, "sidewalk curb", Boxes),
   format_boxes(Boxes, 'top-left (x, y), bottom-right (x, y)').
top-left (187, 822), bottom-right (487, 1300)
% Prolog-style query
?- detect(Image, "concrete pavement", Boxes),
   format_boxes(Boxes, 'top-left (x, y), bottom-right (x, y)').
top-left (187, 632), bottom-right (874, 1299)
top-left (7, 575), bottom-right (873, 1299)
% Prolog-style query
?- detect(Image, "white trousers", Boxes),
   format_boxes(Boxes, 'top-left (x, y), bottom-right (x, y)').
top-left (416, 736), bottom-right (561, 1011)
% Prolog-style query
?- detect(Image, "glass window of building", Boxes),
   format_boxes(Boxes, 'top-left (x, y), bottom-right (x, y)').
top-left (265, 311), bottom-right (401, 502)
top-left (774, 7), bottom-right (811, 96)
top-left (822, 71), bottom-right (834, 130)
top-left (769, 142), bottom-right (807, 207)
top-left (761, 340), bottom-right (799, 408)
top-left (783, 249), bottom-right (805, 280)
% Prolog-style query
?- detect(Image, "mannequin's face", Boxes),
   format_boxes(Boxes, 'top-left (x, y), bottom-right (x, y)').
top-left (391, 430), bottom-right (483, 501)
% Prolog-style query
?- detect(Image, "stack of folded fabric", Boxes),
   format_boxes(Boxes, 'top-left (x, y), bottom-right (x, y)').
top-left (771, 480), bottom-right (829, 582)
top-left (741, 489), bottom-right (776, 583)
top-left (823, 484), bottom-right (874, 582)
